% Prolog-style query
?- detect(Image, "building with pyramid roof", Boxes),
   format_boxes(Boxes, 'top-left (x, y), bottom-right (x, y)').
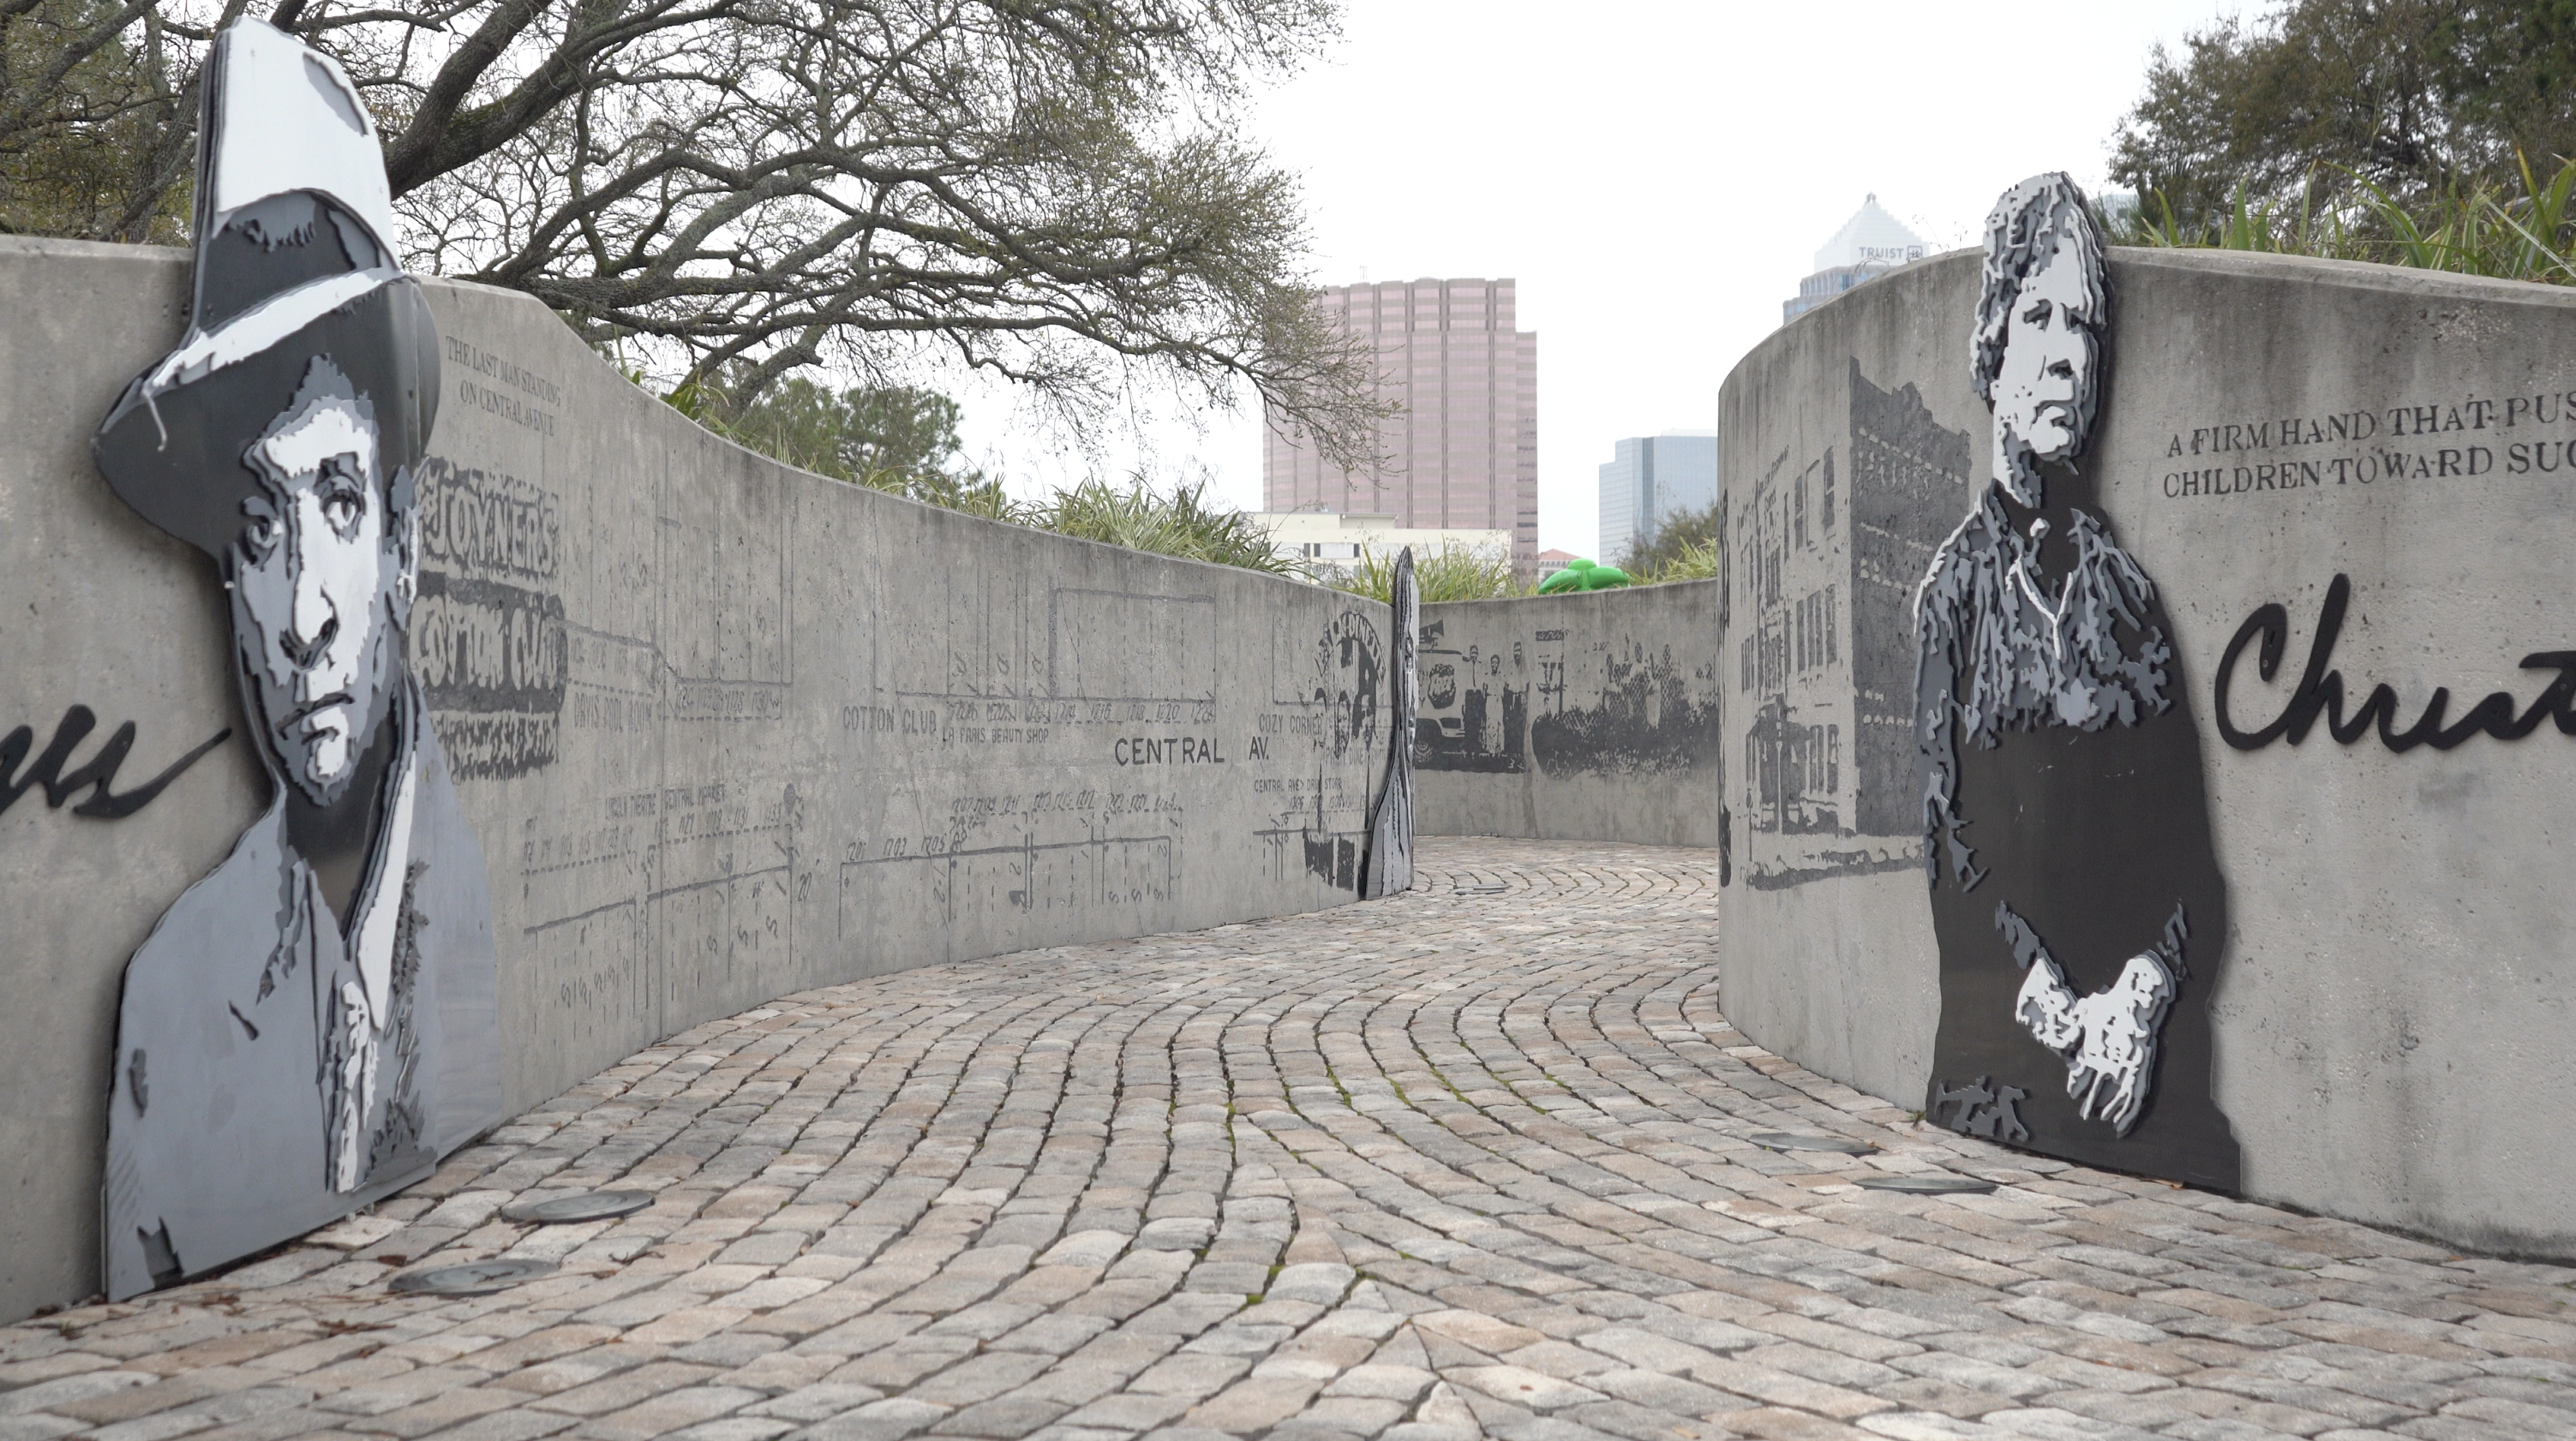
top-left (1782, 195), bottom-right (1928, 324)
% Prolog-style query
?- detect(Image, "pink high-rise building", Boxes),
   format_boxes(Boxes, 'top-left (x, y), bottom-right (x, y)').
top-left (1263, 278), bottom-right (1537, 568)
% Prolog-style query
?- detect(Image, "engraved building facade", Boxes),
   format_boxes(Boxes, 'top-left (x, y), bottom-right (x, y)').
top-left (1734, 361), bottom-right (1969, 885)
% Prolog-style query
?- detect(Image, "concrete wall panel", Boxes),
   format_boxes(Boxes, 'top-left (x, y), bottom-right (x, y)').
top-left (1412, 582), bottom-right (1722, 848)
top-left (1721, 245), bottom-right (2576, 1254)
top-left (0, 240), bottom-right (274, 1324)
top-left (0, 239), bottom-right (1390, 1319)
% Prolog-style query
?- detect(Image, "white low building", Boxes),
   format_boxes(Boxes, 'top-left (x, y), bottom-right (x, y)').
top-left (1246, 511), bottom-right (1514, 581)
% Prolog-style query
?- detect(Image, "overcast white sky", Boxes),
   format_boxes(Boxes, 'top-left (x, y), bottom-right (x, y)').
top-left (955, 0), bottom-right (2251, 558)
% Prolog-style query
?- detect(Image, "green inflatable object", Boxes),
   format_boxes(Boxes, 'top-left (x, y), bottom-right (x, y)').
top-left (1539, 558), bottom-right (1632, 593)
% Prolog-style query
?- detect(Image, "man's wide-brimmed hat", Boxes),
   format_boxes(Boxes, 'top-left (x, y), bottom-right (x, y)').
top-left (93, 18), bottom-right (439, 558)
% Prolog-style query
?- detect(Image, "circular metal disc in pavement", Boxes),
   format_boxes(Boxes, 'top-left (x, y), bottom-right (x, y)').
top-left (503, 1190), bottom-right (656, 1224)
top-left (388, 1258), bottom-right (559, 1295)
top-left (1746, 1131), bottom-right (1877, 1155)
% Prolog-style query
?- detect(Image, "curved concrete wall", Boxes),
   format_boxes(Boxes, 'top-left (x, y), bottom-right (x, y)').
top-left (1413, 582), bottom-right (1723, 848)
top-left (15, 230), bottom-right (2571, 1311)
top-left (1720, 246), bottom-right (2576, 1255)
top-left (0, 238), bottom-right (1394, 1319)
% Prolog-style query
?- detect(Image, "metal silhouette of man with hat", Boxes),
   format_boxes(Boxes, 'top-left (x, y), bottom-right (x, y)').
top-left (92, 18), bottom-right (500, 1300)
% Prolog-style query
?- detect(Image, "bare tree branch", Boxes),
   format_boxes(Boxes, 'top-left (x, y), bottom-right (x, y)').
top-left (2, 0), bottom-right (1386, 467)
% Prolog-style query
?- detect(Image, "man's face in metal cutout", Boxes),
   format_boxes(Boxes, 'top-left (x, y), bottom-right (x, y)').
top-left (1989, 236), bottom-right (2097, 504)
top-left (233, 392), bottom-right (406, 804)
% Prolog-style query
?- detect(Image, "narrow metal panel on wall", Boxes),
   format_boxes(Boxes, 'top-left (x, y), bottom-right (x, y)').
top-left (1364, 548), bottom-right (1417, 898)
top-left (88, 17), bottom-right (501, 1299)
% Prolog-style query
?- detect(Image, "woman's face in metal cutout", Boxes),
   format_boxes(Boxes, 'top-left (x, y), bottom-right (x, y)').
top-left (1990, 238), bottom-right (2097, 503)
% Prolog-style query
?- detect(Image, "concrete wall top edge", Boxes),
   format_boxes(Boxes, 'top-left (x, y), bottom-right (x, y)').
top-left (1422, 577), bottom-right (1722, 609)
top-left (1744, 244), bottom-right (2576, 404)
top-left (2109, 243), bottom-right (2576, 307)
top-left (0, 236), bottom-right (1364, 603)
top-left (0, 234), bottom-right (186, 263)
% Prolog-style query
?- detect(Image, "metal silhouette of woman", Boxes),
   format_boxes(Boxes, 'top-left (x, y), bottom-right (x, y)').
top-left (1914, 173), bottom-right (2241, 1190)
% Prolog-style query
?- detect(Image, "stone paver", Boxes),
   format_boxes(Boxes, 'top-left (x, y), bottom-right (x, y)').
top-left (9, 837), bottom-right (2575, 1441)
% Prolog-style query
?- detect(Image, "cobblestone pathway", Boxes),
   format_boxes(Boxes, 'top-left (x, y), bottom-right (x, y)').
top-left (9, 838), bottom-right (2576, 1441)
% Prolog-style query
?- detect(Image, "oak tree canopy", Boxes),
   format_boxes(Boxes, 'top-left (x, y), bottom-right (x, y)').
top-left (2110, 0), bottom-right (2576, 236)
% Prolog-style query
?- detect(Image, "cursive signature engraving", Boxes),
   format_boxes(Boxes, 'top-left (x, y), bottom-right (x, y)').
top-left (2216, 574), bottom-right (2576, 753)
top-left (0, 707), bottom-right (231, 820)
